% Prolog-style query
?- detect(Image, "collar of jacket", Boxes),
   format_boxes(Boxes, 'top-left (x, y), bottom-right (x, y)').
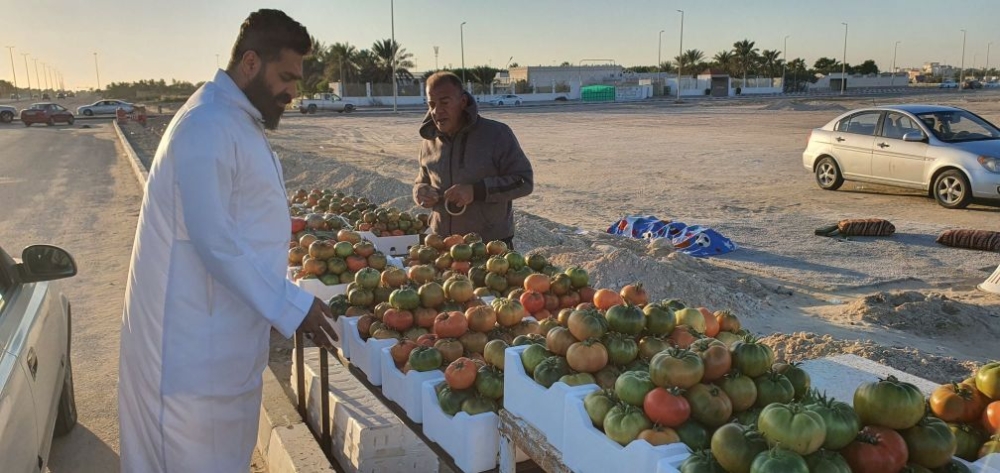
top-left (211, 69), bottom-right (265, 127)
top-left (419, 91), bottom-right (479, 141)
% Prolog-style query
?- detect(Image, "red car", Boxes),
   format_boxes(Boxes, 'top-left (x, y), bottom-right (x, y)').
top-left (20, 102), bottom-right (75, 127)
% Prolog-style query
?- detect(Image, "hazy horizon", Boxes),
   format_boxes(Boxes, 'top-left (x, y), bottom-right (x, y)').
top-left (3, 0), bottom-right (999, 90)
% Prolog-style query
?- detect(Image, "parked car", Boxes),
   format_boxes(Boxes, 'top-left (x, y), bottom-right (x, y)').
top-left (0, 244), bottom-right (78, 472)
top-left (962, 80), bottom-right (983, 90)
top-left (0, 105), bottom-right (16, 123)
top-left (76, 99), bottom-right (134, 116)
top-left (295, 93), bottom-right (355, 114)
top-left (488, 94), bottom-right (523, 106)
top-left (56, 93), bottom-right (66, 99)
top-left (802, 105), bottom-right (1000, 209)
top-left (20, 103), bottom-right (75, 127)
top-left (41, 93), bottom-right (50, 100)
top-left (939, 81), bottom-right (959, 89)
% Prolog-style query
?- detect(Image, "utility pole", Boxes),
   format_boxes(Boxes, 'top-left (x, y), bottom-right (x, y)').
top-left (391, 0), bottom-right (397, 113)
top-left (782, 35), bottom-right (790, 92)
top-left (658, 29), bottom-right (664, 70)
top-left (460, 22), bottom-right (467, 89)
top-left (42, 63), bottom-right (49, 91)
top-left (94, 52), bottom-right (101, 90)
top-left (33, 58), bottom-right (41, 94)
top-left (841, 22), bottom-right (848, 95)
top-left (434, 46), bottom-right (439, 70)
top-left (987, 42), bottom-right (993, 80)
top-left (21, 53), bottom-right (31, 96)
top-left (959, 29), bottom-right (966, 89)
top-left (891, 41), bottom-right (900, 86)
top-left (5, 46), bottom-right (17, 97)
top-left (676, 10), bottom-right (684, 100)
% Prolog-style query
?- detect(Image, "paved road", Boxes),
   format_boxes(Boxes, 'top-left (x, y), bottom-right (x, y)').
top-left (0, 122), bottom-right (142, 472)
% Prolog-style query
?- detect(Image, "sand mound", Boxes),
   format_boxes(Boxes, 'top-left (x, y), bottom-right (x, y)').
top-left (841, 290), bottom-right (1000, 339)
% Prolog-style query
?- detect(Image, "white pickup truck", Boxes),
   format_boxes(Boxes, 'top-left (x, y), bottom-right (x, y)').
top-left (296, 93), bottom-right (356, 114)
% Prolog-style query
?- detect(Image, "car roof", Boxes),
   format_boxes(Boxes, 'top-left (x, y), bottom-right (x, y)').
top-left (30, 102), bottom-right (56, 107)
top-left (872, 104), bottom-right (964, 114)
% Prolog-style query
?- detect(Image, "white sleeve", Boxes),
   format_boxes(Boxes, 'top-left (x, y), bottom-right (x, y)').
top-left (172, 115), bottom-right (312, 337)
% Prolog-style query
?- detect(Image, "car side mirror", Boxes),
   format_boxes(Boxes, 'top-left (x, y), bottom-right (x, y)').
top-left (902, 131), bottom-right (926, 142)
top-left (18, 244), bottom-right (77, 283)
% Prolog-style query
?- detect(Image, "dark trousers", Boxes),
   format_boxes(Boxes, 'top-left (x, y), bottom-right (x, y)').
top-left (501, 236), bottom-right (515, 250)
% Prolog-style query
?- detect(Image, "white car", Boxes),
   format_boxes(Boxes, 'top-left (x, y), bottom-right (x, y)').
top-left (803, 104), bottom-right (1000, 208)
top-left (296, 93), bottom-right (355, 114)
top-left (939, 81), bottom-right (959, 89)
top-left (0, 105), bottom-right (15, 123)
top-left (76, 99), bottom-right (134, 116)
top-left (0, 244), bottom-right (78, 471)
top-left (489, 94), bottom-right (523, 106)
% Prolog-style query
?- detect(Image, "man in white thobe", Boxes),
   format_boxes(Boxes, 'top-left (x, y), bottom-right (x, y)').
top-left (118, 10), bottom-right (336, 472)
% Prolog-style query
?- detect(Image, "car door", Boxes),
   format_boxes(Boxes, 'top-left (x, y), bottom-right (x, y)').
top-left (0, 253), bottom-right (43, 472)
top-left (831, 111), bottom-right (882, 178)
top-left (872, 112), bottom-right (930, 187)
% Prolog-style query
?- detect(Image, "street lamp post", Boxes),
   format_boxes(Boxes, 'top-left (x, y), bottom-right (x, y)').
top-left (21, 53), bottom-right (31, 97)
top-left (93, 52), bottom-right (101, 91)
top-left (42, 63), bottom-right (49, 91)
top-left (959, 29), bottom-right (967, 90)
top-left (988, 42), bottom-right (993, 80)
top-left (33, 59), bottom-right (41, 95)
top-left (460, 22), bottom-right (467, 90)
top-left (391, 0), bottom-right (397, 113)
top-left (658, 29), bottom-right (664, 70)
top-left (676, 10), bottom-right (684, 100)
top-left (841, 22), bottom-right (848, 95)
top-left (434, 46), bottom-right (439, 70)
top-left (5, 46), bottom-right (17, 97)
top-left (891, 41), bottom-right (900, 86)
top-left (782, 35), bottom-right (790, 93)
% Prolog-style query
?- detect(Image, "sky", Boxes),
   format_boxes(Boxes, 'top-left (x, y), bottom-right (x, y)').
top-left (2, 0), bottom-right (999, 90)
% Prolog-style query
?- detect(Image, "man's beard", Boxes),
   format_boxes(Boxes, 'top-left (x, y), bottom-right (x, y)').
top-left (244, 71), bottom-right (291, 130)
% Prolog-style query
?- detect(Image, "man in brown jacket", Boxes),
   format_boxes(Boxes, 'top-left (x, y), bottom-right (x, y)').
top-left (413, 71), bottom-right (534, 248)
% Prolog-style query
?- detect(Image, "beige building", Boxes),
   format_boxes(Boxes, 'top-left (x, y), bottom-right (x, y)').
top-left (502, 65), bottom-right (624, 88)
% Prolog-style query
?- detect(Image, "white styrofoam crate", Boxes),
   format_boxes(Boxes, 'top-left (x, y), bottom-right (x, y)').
top-left (380, 346), bottom-right (444, 423)
top-left (359, 231), bottom-right (421, 256)
top-left (421, 379), bottom-right (502, 473)
top-left (561, 389), bottom-right (691, 473)
top-left (334, 316), bottom-right (357, 359)
top-left (295, 277), bottom-right (350, 302)
top-left (800, 354), bottom-right (940, 405)
top-left (502, 345), bottom-right (597, 453)
top-left (974, 454), bottom-right (1000, 473)
top-left (344, 317), bottom-right (395, 385)
top-left (293, 347), bottom-right (439, 473)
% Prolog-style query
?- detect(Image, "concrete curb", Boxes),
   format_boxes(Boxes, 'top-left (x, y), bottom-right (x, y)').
top-left (111, 119), bottom-right (328, 473)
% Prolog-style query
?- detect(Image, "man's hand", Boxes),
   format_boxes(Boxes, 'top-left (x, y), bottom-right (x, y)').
top-left (443, 184), bottom-right (475, 207)
top-left (297, 297), bottom-right (338, 350)
top-left (416, 184), bottom-right (440, 208)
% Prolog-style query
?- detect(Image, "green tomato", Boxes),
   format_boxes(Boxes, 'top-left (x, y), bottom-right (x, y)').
top-left (603, 332), bottom-right (640, 365)
top-left (854, 375), bottom-right (925, 430)
top-left (901, 416), bottom-right (958, 469)
top-left (584, 389), bottom-right (618, 429)
top-left (679, 449), bottom-right (726, 473)
top-left (408, 346), bottom-right (443, 372)
top-left (711, 423), bottom-right (768, 473)
top-left (976, 362), bottom-right (1000, 399)
top-left (676, 419), bottom-right (711, 451)
top-left (750, 448), bottom-right (809, 473)
top-left (603, 403), bottom-right (652, 446)
top-left (948, 423), bottom-right (986, 461)
top-left (615, 370), bottom-right (655, 407)
top-left (520, 344), bottom-right (553, 376)
top-left (560, 372), bottom-right (597, 387)
top-left (437, 383), bottom-right (474, 416)
top-left (475, 365), bottom-right (504, 400)
top-left (461, 396), bottom-right (497, 416)
top-left (757, 403), bottom-right (827, 456)
top-left (753, 371), bottom-right (795, 407)
top-left (804, 449), bottom-right (852, 473)
top-left (532, 356), bottom-right (570, 388)
top-left (803, 393), bottom-right (861, 451)
top-left (643, 303), bottom-right (676, 336)
top-left (730, 336), bottom-right (775, 378)
top-left (773, 362), bottom-right (811, 401)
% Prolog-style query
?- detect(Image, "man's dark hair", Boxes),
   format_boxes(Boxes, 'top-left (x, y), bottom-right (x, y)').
top-left (426, 71), bottom-right (464, 92)
top-left (226, 9), bottom-right (311, 71)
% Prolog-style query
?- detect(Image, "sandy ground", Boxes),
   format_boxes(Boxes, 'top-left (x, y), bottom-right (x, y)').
top-left (123, 90), bottom-right (1000, 388)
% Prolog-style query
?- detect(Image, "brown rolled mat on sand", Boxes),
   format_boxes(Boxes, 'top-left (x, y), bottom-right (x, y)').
top-left (936, 229), bottom-right (1000, 252)
top-left (837, 218), bottom-right (896, 237)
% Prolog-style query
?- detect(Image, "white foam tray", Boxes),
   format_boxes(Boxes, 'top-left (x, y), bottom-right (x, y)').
top-left (332, 316), bottom-right (356, 359)
top-left (800, 354), bottom-right (940, 405)
top-left (973, 454), bottom-right (1000, 473)
top-left (502, 345), bottom-right (597, 453)
top-left (359, 231), bottom-right (421, 256)
top-left (380, 346), bottom-right (444, 423)
top-left (561, 388), bottom-right (691, 473)
top-left (344, 317), bottom-right (395, 386)
top-left (296, 277), bottom-right (350, 302)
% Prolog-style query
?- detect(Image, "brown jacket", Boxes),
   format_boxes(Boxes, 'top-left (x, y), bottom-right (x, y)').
top-left (413, 93), bottom-right (533, 242)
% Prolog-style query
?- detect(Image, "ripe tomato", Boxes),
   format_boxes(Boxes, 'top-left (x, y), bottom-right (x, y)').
top-left (931, 382), bottom-right (990, 423)
top-left (841, 426), bottom-right (908, 473)
top-left (444, 357), bottom-right (478, 390)
top-left (643, 387), bottom-right (691, 427)
top-left (984, 400), bottom-right (1000, 434)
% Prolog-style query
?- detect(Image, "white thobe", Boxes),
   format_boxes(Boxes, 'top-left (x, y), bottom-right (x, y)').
top-left (118, 70), bottom-right (313, 472)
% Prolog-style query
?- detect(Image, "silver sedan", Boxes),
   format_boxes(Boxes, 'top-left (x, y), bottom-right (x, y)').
top-left (76, 99), bottom-right (134, 116)
top-left (802, 104), bottom-right (1000, 208)
top-left (0, 244), bottom-right (77, 471)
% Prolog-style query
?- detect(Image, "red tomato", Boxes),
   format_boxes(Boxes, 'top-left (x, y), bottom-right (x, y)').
top-left (984, 400), bottom-right (1000, 435)
top-left (643, 387), bottom-right (691, 427)
top-left (841, 425), bottom-right (908, 473)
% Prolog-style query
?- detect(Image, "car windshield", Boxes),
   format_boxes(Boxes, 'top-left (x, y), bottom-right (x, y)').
top-left (916, 110), bottom-right (1000, 142)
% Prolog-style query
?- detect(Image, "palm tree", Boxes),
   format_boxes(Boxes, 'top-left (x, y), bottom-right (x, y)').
top-left (759, 49), bottom-right (782, 80)
top-left (712, 51), bottom-right (736, 76)
top-left (354, 49), bottom-right (382, 84)
top-left (674, 49), bottom-right (705, 77)
top-left (326, 42), bottom-right (359, 84)
top-left (300, 36), bottom-right (329, 94)
top-left (732, 39), bottom-right (759, 87)
top-left (372, 39), bottom-right (415, 83)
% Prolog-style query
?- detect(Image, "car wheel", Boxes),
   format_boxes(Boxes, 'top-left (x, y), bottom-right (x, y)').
top-left (47, 118), bottom-right (55, 126)
top-left (933, 169), bottom-right (972, 209)
top-left (308, 105), bottom-right (317, 114)
top-left (83, 109), bottom-right (93, 117)
top-left (299, 108), bottom-right (307, 114)
top-left (515, 101), bottom-right (521, 106)
top-left (345, 104), bottom-right (355, 113)
top-left (24, 121), bottom-right (31, 127)
top-left (814, 156), bottom-right (844, 190)
top-left (67, 117), bottom-right (75, 126)
top-left (0, 111), bottom-right (12, 123)
top-left (53, 355), bottom-right (78, 436)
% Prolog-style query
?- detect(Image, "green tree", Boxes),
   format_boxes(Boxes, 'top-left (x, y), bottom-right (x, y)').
top-left (372, 38), bottom-right (415, 83)
top-left (325, 42), bottom-right (359, 84)
top-left (733, 39), bottom-right (759, 85)
top-left (712, 50), bottom-right (737, 76)
top-left (759, 49), bottom-right (782, 78)
top-left (813, 57), bottom-right (840, 74)
top-left (674, 49), bottom-right (706, 76)
top-left (855, 59), bottom-right (880, 75)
